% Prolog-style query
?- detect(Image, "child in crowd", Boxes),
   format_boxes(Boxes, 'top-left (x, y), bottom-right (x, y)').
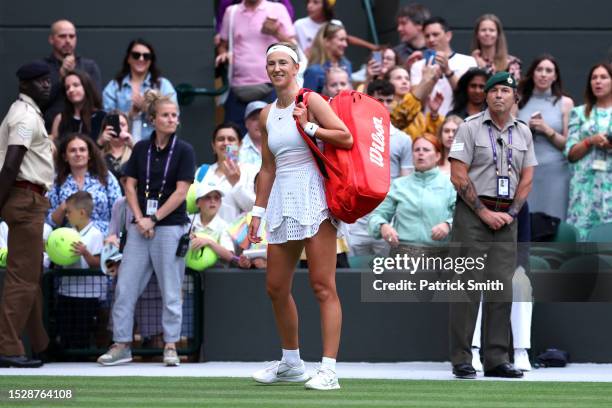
top-left (56, 191), bottom-right (106, 349)
top-left (323, 66), bottom-right (352, 97)
top-left (190, 184), bottom-right (235, 265)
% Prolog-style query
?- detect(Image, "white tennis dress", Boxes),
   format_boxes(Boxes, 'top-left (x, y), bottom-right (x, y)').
top-left (265, 100), bottom-right (332, 243)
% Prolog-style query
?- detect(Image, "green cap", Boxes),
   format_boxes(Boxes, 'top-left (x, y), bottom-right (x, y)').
top-left (484, 71), bottom-right (517, 93)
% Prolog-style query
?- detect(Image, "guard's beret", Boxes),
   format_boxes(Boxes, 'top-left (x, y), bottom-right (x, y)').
top-left (16, 61), bottom-right (50, 81)
top-left (484, 71), bottom-right (517, 93)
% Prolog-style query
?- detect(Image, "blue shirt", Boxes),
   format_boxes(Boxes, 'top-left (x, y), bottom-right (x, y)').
top-left (303, 58), bottom-right (352, 93)
top-left (102, 73), bottom-right (177, 141)
top-left (47, 172), bottom-right (122, 236)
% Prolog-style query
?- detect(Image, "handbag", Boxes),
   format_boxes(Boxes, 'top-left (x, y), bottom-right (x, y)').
top-left (530, 212), bottom-right (560, 242)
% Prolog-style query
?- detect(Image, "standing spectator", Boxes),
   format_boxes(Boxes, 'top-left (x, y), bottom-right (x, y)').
top-left (449, 68), bottom-right (490, 119)
top-left (566, 63), bottom-right (612, 240)
top-left (348, 79), bottom-right (413, 257)
top-left (50, 70), bottom-right (106, 143)
top-left (47, 134), bottom-right (122, 236)
top-left (103, 39), bottom-right (177, 142)
top-left (0, 62), bottom-right (54, 368)
top-left (393, 3), bottom-right (430, 68)
top-left (239, 101), bottom-right (267, 169)
top-left (369, 135), bottom-right (455, 257)
top-left (43, 20), bottom-right (102, 131)
top-left (294, 0), bottom-right (334, 55)
top-left (518, 55), bottom-right (574, 222)
top-left (359, 47), bottom-right (398, 92)
top-left (438, 115), bottom-right (463, 175)
top-left (216, 0), bottom-right (296, 131)
top-left (303, 20), bottom-right (351, 93)
top-left (448, 72), bottom-right (537, 379)
top-left (97, 91), bottom-right (196, 366)
top-left (470, 14), bottom-right (519, 75)
top-left (410, 17), bottom-right (477, 116)
top-left (194, 122), bottom-right (257, 223)
top-left (98, 111), bottom-right (134, 182)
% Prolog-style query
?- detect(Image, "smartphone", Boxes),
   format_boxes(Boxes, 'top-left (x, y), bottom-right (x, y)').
top-left (107, 114), bottom-right (121, 137)
top-left (530, 111), bottom-right (542, 119)
top-left (423, 49), bottom-right (437, 65)
top-left (225, 144), bottom-right (239, 162)
top-left (372, 51), bottom-right (382, 64)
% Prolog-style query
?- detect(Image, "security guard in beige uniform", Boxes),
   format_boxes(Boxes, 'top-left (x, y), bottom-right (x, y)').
top-left (0, 61), bottom-right (54, 368)
top-left (448, 72), bottom-right (537, 379)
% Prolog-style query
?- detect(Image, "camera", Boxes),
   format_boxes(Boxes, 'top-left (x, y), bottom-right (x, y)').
top-left (176, 233), bottom-right (191, 257)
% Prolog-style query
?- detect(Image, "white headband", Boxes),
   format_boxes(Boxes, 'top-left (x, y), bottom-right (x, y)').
top-left (266, 45), bottom-right (299, 64)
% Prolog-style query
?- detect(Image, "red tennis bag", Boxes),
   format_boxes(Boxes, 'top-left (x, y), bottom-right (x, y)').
top-left (295, 88), bottom-right (391, 224)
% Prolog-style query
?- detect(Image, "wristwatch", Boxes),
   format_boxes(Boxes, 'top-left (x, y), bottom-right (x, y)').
top-left (150, 214), bottom-right (159, 224)
top-left (444, 70), bottom-right (454, 78)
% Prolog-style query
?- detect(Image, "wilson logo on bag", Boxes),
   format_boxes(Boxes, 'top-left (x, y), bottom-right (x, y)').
top-left (295, 89), bottom-right (391, 224)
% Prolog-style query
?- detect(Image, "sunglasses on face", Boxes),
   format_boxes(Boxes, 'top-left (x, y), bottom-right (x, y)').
top-left (130, 51), bottom-right (152, 61)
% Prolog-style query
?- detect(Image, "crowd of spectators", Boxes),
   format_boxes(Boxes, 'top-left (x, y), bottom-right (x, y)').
top-left (1, 0), bottom-right (611, 364)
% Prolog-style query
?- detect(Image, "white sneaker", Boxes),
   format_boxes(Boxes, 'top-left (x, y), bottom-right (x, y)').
top-left (304, 367), bottom-right (340, 390)
top-left (163, 348), bottom-right (180, 366)
top-left (97, 344), bottom-right (132, 366)
top-left (252, 360), bottom-right (309, 384)
top-left (472, 348), bottom-right (483, 372)
top-left (514, 348), bottom-right (532, 371)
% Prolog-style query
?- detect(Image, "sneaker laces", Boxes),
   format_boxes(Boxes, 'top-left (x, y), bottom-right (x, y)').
top-left (314, 366), bottom-right (336, 383)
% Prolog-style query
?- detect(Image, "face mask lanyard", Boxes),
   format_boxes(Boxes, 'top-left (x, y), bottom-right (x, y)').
top-left (145, 135), bottom-right (177, 201)
top-left (487, 125), bottom-right (513, 177)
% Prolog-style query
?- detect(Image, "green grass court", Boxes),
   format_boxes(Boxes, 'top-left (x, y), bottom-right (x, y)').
top-left (1, 377), bottom-right (612, 407)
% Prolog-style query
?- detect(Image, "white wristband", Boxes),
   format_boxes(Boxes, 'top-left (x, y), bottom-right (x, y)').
top-left (304, 122), bottom-right (319, 138)
top-left (252, 205), bottom-right (266, 218)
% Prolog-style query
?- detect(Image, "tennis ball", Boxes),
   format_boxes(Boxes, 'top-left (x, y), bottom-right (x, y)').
top-left (185, 233), bottom-right (218, 271)
top-left (186, 183), bottom-right (199, 215)
top-left (0, 248), bottom-right (7, 268)
top-left (46, 227), bottom-right (81, 266)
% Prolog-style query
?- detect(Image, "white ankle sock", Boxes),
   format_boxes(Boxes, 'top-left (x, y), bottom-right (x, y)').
top-left (281, 348), bottom-right (301, 366)
top-left (321, 356), bottom-right (336, 372)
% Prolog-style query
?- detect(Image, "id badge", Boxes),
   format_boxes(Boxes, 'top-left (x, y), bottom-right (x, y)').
top-left (146, 199), bottom-right (158, 216)
top-left (497, 176), bottom-right (510, 198)
top-left (593, 159), bottom-right (607, 172)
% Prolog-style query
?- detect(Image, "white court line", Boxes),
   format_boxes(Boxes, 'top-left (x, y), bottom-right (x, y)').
top-left (2, 362), bottom-right (612, 382)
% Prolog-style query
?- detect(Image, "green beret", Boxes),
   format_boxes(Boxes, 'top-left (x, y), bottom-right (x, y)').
top-left (484, 71), bottom-right (517, 92)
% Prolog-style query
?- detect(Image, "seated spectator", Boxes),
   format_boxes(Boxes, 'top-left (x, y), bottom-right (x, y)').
top-left (43, 19), bottom-right (102, 131)
top-left (103, 38), bottom-right (177, 142)
top-left (194, 122), bottom-right (257, 223)
top-left (368, 134), bottom-right (455, 258)
top-left (239, 101), bottom-right (267, 169)
top-left (437, 115), bottom-right (463, 175)
top-left (98, 110), bottom-right (134, 183)
top-left (357, 47), bottom-right (397, 92)
top-left (392, 3), bottom-right (430, 68)
top-left (189, 184), bottom-right (236, 265)
top-left (410, 17), bottom-right (477, 116)
top-left (303, 20), bottom-right (351, 93)
top-left (390, 62), bottom-right (444, 140)
top-left (47, 134), bottom-right (122, 236)
top-left (518, 55), bottom-right (574, 222)
top-left (565, 63), bottom-right (612, 240)
top-left (50, 70), bottom-right (106, 143)
top-left (347, 79), bottom-right (414, 257)
top-left (323, 66), bottom-right (352, 97)
top-left (56, 191), bottom-right (106, 349)
top-left (448, 67), bottom-right (489, 119)
top-left (470, 14), bottom-right (521, 77)
top-left (216, 0), bottom-right (295, 132)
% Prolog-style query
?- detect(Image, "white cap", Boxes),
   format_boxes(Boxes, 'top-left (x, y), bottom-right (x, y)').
top-left (195, 183), bottom-right (225, 201)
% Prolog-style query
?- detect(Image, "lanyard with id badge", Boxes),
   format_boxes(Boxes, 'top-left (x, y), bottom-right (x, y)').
top-left (145, 136), bottom-right (177, 216)
top-left (488, 125), bottom-right (512, 198)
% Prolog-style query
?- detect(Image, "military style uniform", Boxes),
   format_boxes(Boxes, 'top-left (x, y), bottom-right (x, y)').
top-left (448, 107), bottom-right (537, 371)
top-left (0, 93), bottom-right (54, 357)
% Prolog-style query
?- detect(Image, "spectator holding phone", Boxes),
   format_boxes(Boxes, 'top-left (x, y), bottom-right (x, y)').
top-left (358, 47), bottom-right (397, 92)
top-left (565, 63), bottom-right (612, 240)
top-left (50, 70), bottom-right (106, 143)
top-left (103, 39), bottom-right (177, 142)
top-left (194, 122), bottom-right (257, 223)
top-left (518, 55), bottom-right (574, 222)
top-left (98, 110), bottom-right (134, 182)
